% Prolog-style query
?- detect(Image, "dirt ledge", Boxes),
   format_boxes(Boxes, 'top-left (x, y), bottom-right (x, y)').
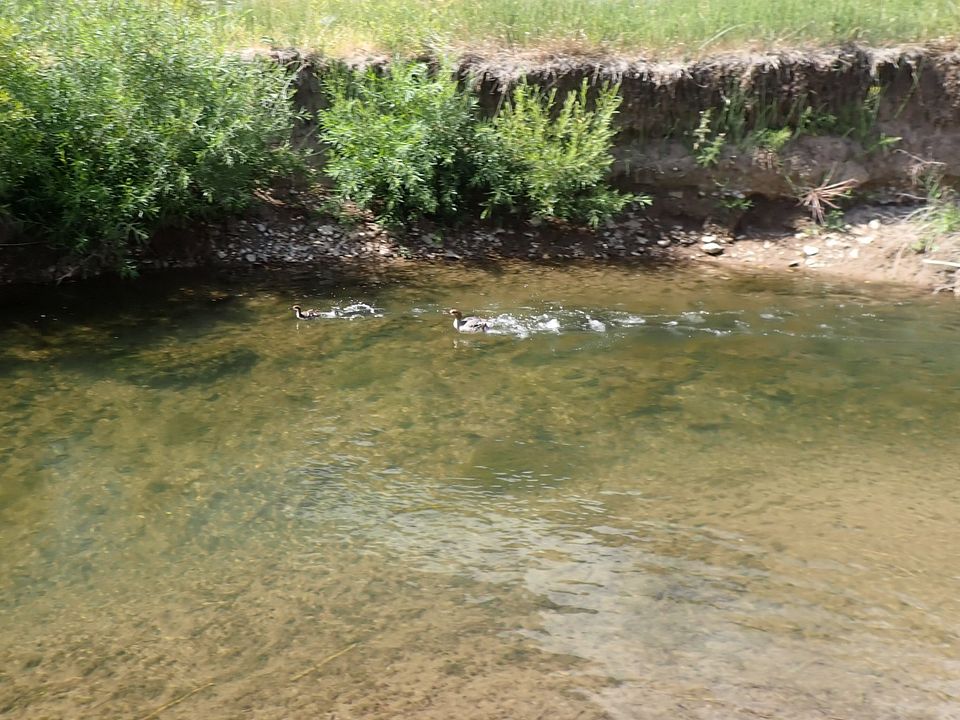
top-left (149, 189), bottom-right (960, 297)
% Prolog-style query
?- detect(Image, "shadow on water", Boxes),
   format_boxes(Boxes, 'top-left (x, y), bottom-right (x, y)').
top-left (1, 263), bottom-right (959, 719)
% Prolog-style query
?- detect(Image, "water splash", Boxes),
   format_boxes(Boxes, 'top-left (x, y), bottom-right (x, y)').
top-left (586, 317), bottom-right (607, 333)
top-left (302, 302), bottom-right (383, 320)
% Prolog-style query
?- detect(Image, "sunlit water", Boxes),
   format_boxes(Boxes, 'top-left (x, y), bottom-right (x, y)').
top-left (1, 264), bottom-right (959, 719)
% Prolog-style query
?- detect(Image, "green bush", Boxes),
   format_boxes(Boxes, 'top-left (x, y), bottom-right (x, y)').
top-left (319, 61), bottom-right (478, 226)
top-left (474, 80), bottom-right (637, 227)
top-left (318, 63), bottom-right (636, 227)
top-left (1, 1), bottom-right (302, 270)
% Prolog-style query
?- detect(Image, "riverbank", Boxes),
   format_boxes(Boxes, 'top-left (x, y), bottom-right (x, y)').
top-left (3, 44), bottom-right (959, 293)
top-left (4, 186), bottom-right (959, 297)
top-left (8, 184), bottom-right (952, 295)
top-left (195, 190), bottom-right (960, 294)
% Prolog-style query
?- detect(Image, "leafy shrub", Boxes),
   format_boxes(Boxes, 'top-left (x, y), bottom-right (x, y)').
top-left (473, 80), bottom-right (637, 227)
top-left (318, 61), bottom-right (478, 225)
top-left (1, 1), bottom-right (302, 270)
top-left (0, 22), bottom-right (45, 211)
top-left (318, 64), bottom-right (636, 227)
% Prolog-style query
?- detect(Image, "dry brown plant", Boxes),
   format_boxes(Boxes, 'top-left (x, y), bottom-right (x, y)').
top-left (799, 178), bottom-right (859, 224)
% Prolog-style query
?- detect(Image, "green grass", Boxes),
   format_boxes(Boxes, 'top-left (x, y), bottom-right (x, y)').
top-left (204, 0), bottom-right (960, 56)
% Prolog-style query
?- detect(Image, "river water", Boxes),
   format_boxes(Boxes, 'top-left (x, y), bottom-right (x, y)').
top-left (1, 263), bottom-right (958, 719)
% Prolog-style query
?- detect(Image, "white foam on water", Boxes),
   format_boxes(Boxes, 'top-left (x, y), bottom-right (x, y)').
top-left (332, 302), bottom-right (384, 319)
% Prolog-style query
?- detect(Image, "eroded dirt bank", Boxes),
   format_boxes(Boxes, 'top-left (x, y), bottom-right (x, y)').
top-left (3, 45), bottom-right (960, 291)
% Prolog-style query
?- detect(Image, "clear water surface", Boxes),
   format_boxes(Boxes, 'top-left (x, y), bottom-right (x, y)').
top-left (1, 263), bottom-right (958, 719)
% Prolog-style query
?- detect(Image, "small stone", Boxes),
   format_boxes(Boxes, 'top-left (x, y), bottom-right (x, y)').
top-left (825, 238), bottom-right (840, 248)
top-left (788, 260), bottom-right (801, 268)
top-left (255, 223), bottom-right (267, 233)
top-left (848, 247), bottom-right (860, 259)
top-left (702, 242), bottom-right (724, 256)
top-left (803, 245), bottom-right (820, 256)
top-left (657, 238), bottom-right (671, 247)
top-left (701, 234), bottom-right (717, 243)
top-left (245, 253), bottom-right (256, 262)
top-left (868, 219), bottom-right (881, 230)
top-left (805, 257), bottom-right (819, 266)
top-left (858, 235), bottom-right (874, 245)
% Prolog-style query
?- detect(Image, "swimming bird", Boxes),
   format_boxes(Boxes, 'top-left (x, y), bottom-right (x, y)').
top-left (291, 305), bottom-right (324, 320)
top-left (448, 308), bottom-right (490, 333)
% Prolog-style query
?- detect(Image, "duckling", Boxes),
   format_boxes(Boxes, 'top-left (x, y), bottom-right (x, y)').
top-left (291, 305), bottom-right (323, 320)
top-left (448, 308), bottom-right (490, 333)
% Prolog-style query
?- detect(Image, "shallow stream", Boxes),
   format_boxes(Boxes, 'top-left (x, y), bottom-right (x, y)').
top-left (1, 264), bottom-right (958, 718)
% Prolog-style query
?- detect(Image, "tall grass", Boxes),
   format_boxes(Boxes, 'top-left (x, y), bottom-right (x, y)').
top-left (206, 0), bottom-right (959, 55)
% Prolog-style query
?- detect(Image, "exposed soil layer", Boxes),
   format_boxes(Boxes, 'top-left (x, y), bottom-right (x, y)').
top-left (2, 45), bottom-right (959, 291)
